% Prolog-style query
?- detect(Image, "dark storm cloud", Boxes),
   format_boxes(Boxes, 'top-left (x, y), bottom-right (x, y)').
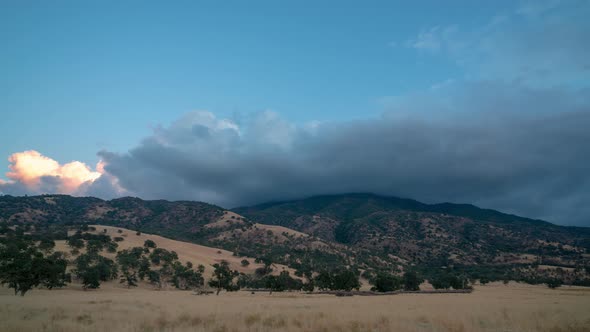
top-left (4, 0), bottom-right (588, 226)
top-left (97, 81), bottom-right (590, 226)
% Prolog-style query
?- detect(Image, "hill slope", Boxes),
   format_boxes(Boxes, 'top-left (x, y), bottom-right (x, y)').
top-left (55, 225), bottom-right (295, 279)
top-left (1, 193), bottom-right (589, 283)
top-left (234, 193), bottom-right (590, 270)
top-left (0, 194), bottom-right (396, 277)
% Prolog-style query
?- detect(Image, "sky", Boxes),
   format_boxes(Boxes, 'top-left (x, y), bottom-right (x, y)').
top-left (1, 0), bottom-right (589, 226)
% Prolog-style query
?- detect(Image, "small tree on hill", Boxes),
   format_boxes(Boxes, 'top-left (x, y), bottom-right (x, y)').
top-left (74, 253), bottom-right (117, 290)
top-left (430, 274), bottom-right (452, 290)
top-left (315, 269), bottom-right (360, 291)
top-left (302, 279), bottom-right (315, 292)
top-left (431, 273), bottom-right (470, 290)
top-left (371, 272), bottom-right (402, 292)
top-left (40, 252), bottom-right (70, 290)
top-left (144, 239), bottom-right (157, 249)
top-left (0, 237), bottom-right (69, 296)
top-left (208, 260), bottom-right (239, 295)
top-left (66, 237), bottom-right (84, 252)
top-left (546, 278), bottom-right (563, 289)
top-left (171, 262), bottom-right (205, 290)
top-left (116, 247), bottom-right (144, 288)
top-left (402, 271), bottom-right (422, 291)
top-left (38, 239), bottom-right (56, 253)
top-left (147, 270), bottom-right (162, 289)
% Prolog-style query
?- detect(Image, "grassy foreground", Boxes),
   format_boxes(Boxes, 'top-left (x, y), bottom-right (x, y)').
top-left (1, 282), bottom-right (589, 332)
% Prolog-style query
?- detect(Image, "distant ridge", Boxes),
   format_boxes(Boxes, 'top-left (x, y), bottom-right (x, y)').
top-left (1, 193), bottom-right (589, 284)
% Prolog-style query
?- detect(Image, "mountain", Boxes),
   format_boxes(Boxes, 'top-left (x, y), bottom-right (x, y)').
top-left (1, 193), bottom-right (589, 284)
top-left (0, 194), bottom-right (391, 278)
top-left (234, 193), bottom-right (590, 273)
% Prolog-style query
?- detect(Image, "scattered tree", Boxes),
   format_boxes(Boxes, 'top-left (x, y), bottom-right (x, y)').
top-left (208, 260), bottom-right (239, 295)
top-left (402, 271), bottom-right (422, 291)
top-left (371, 272), bottom-right (402, 292)
top-left (315, 269), bottom-right (360, 291)
top-left (38, 239), bottom-right (56, 253)
top-left (0, 237), bottom-right (69, 296)
top-left (171, 262), bottom-right (204, 290)
top-left (74, 253), bottom-right (117, 290)
top-left (144, 239), bottom-right (157, 249)
top-left (546, 278), bottom-right (563, 289)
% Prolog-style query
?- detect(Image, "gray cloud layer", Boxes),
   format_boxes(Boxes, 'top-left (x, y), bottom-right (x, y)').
top-left (96, 80), bottom-right (590, 226)
top-left (3, 0), bottom-right (589, 226)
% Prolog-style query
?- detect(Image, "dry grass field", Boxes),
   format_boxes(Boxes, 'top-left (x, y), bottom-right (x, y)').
top-left (55, 225), bottom-right (297, 278)
top-left (1, 282), bottom-right (589, 332)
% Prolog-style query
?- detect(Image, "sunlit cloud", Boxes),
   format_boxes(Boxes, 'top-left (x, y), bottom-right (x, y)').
top-left (3, 150), bottom-right (102, 194)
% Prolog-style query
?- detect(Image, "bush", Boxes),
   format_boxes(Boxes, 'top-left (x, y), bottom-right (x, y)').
top-left (0, 236), bottom-right (69, 296)
top-left (74, 254), bottom-right (117, 290)
top-left (143, 239), bottom-right (157, 249)
top-left (241, 259), bottom-right (250, 267)
top-left (171, 262), bottom-right (205, 290)
top-left (402, 271), bottom-right (422, 291)
top-left (209, 260), bottom-right (239, 295)
top-left (267, 271), bottom-right (303, 293)
top-left (315, 269), bottom-right (360, 291)
top-left (371, 272), bottom-right (402, 292)
top-left (546, 278), bottom-right (563, 289)
top-left (430, 273), bottom-right (470, 290)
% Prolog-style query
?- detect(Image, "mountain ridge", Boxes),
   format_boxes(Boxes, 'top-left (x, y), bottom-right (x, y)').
top-left (234, 192), bottom-right (559, 227)
top-left (1, 193), bottom-right (589, 285)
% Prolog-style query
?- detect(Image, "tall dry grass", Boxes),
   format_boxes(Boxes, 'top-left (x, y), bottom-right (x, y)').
top-left (1, 282), bottom-right (589, 332)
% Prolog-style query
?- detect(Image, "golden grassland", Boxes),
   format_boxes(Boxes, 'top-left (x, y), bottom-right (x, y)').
top-left (1, 282), bottom-right (589, 332)
top-left (56, 225), bottom-right (297, 278)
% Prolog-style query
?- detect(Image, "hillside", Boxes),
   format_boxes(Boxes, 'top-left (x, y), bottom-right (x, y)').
top-left (234, 193), bottom-right (590, 279)
top-left (55, 225), bottom-right (295, 279)
top-left (0, 194), bottom-right (395, 279)
top-left (1, 193), bottom-right (589, 284)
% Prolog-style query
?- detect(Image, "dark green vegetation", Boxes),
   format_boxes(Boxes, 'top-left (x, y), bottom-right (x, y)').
top-left (1, 193), bottom-right (589, 292)
top-left (0, 233), bottom-right (69, 295)
top-left (315, 268), bottom-right (361, 291)
top-left (235, 193), bottom-right (590, 285)
top-left (208, 260), bottom-right (239, 295)
top-left (0, 222), bottom-right (208, 294)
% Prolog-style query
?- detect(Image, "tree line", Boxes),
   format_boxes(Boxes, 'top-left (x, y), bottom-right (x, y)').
top-left (0, 223), bottom-right (570, 296)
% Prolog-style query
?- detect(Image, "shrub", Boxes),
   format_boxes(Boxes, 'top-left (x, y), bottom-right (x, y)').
top-left (144, 239), bottom-right (157, 249)
top-left (0, 237), bottom-right (69, 296)
top-left (402, 271), bottom-right (422, 291)
top-left (74, 254), bottom-right (117, 290)
top-left (208, 260), bottom-right (239, 295)
top-left (371, 272), bottom-right (402, 292)
top-left (546, 278), bottom-right (563, 289)
top-left (315, 269), bottom-right (360, 291)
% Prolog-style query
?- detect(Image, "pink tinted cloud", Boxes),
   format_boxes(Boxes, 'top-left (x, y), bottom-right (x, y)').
top-left (4, 150), bottom-right (102, 194)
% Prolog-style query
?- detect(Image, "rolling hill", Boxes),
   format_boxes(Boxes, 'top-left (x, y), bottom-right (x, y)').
top-left (54, 225), bottom-right (296, 280)
top-left (1, 193), bottom-right (589, 284)
top-left (234, 193), bottom-right (590, 281)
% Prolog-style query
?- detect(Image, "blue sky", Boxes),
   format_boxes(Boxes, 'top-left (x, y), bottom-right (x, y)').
top-left (1, 0), bottom-right (589, 225)
top-left (1, 0), bottom-right (517, 165)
